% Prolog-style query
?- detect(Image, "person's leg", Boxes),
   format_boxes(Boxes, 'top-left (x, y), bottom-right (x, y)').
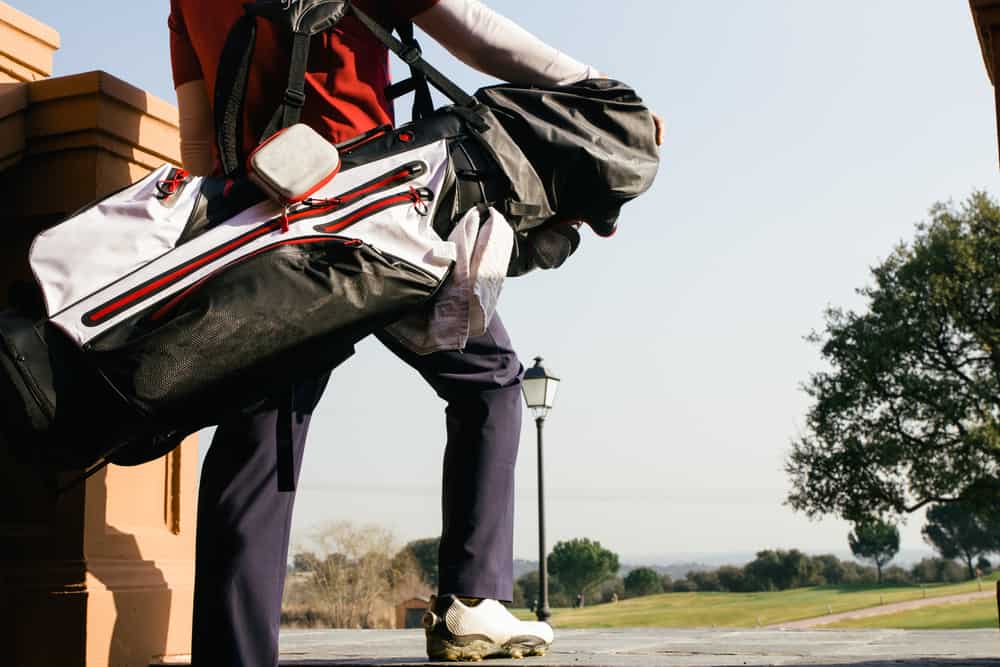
top-left (376, 314), bottom-right (523, 602)
top-left (191, 372), bottom-right (330, 667)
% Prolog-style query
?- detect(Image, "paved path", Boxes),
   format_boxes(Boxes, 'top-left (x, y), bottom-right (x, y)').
top-left (155, 628), bottom-right (1000, 666)
top-left (768, 591), bottom-right (996, 630)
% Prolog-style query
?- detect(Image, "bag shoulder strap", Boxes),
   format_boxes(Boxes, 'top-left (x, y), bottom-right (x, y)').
top-left (349, 3), bottom-right (477, 113)
top-left (384, 14), bottom-right (434, 119)
top-left (214, 1), bottom-right (351, 177)
top-left (214, 13), bottom-right (258, 177)
top-left (213, 0), bottom-right (478, 177)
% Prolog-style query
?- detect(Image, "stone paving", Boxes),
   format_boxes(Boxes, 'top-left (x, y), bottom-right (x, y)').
top-left (157, 628), bottom-right (999, 666)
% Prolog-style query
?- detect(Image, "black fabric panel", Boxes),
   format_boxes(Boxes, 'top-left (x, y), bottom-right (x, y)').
top-left (0, 312), bottom-right (55, 444)
top-left (87, 238), bottom-right (442, 442)
top-left (0, 311), bottom-right (141, 470)
top-left (475, 79), bottom-right (660, 236)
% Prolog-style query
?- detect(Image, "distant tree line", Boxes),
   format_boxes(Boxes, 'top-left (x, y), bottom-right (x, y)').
top-left (284, 514), bottom-right (998, 624)
top-left (580, 550), bottom-right (991, 601)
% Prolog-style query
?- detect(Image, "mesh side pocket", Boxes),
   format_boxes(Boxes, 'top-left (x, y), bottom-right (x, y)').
top-left (87, 239), bottom-right (442, 420)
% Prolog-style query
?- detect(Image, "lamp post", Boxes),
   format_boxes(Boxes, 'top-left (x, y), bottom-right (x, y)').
top-left (521, 356), bottom-right (560, 623)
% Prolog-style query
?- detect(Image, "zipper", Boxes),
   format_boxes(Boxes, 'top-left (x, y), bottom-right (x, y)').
top-left (335, 124), bottom-right (392, 153)
top-left (300, 161), bottom-right (426, 212)
top-left (314, 188), bottom-right (435, 235)
top-left (148, 236), bottom-right (363, 322)
top-left (81, 162), bottom-right (428, 328)
top-left (148, 233), bottom-right (443, 323)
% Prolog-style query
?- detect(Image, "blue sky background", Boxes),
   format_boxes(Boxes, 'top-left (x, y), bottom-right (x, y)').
top-left (19, 1), bottom-right (1000, 563)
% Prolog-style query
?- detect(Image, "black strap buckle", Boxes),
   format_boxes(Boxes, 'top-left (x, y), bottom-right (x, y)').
top-left (284, 88), bottom-right (307, 108)
top-left (400, 44), bottom-right (422, 65)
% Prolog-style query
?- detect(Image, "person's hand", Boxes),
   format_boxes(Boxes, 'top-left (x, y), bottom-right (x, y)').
top-left (652, 113), bottom-right (664, 146)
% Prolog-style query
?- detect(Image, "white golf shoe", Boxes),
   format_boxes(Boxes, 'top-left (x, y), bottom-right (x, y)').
top-left (423, 594), bottom-right (554, 661)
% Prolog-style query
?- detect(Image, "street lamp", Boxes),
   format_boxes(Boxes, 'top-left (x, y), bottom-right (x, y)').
top-left (521, 356), bottom-right (560, 623)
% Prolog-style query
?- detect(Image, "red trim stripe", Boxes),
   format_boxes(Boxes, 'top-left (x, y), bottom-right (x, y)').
top-left (84, 221), bottom-right (281, 325)
top-left (82, 162), bottom-right (428, 327)
top-left (150, 236), bottom-right (353, 321)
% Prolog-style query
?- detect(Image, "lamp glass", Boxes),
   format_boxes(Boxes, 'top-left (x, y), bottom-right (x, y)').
top-left (521, 375), bottom-right (548, 409)
top-left (544, 378), bottom-right (560, 409)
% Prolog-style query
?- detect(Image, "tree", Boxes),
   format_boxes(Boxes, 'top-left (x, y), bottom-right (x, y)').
top-left (742, 549), bottom-right (821, 591)
top-left (687, 569), bottom-right (721, 592)
top-left (911, 557), bottom-right (965, 583)
top-left (716, 566), bottom-right (749, 592)
top-left (922, 503), bottom-right (1000, 579)
top-left (624, 567), bottom-right (662, 597)
top-left (786, 193), bottom-right (1000, 522)
top-left (848, 520), bottom-right (899, 583)
top-left (812, 554), bottom-right (847, 585)
top-left (547, 538), bottom-right (619, 607)
top-left (513, 569), bottom-right (569, 608)
top-left (397, 536), bottom-right (440, 587)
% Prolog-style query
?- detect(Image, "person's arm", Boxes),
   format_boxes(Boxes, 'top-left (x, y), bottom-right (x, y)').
top-left (414, 0), bottom-right (663, 145)
top-left (176, 81), bottom-right (215, 176)
top-left (169, 3), bottom-right (215, 175)
top-left (413, 0), bottom-right (597, 86)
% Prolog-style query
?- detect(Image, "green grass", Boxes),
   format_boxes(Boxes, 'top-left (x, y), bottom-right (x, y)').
top-left (511, 574), bottom-right (999, 629)
top-left (822, 597), bottom-right (998, 630)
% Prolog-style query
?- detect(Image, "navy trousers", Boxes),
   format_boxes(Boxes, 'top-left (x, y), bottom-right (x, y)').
top-left (191, 315), bottom-right (523, 667)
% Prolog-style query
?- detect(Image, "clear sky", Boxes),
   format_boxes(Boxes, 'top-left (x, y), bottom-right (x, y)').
top-left (20, 1), bottom-right (1000, 563)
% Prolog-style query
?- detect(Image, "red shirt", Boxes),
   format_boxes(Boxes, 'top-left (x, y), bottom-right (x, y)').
top-left (169, 0), bottom-right (440, 160)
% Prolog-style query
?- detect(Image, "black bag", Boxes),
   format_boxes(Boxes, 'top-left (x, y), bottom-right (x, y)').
top-left (0, 0), bottom-right (659, 488)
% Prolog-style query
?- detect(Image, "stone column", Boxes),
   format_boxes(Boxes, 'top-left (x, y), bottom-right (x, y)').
top-left (0, 6), bottom-right (198, 665)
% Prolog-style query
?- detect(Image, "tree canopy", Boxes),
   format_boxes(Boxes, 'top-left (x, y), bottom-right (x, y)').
top-left (848, 519), bottom-right (900, 583)
top-left (922, 502), bottom-right (1000, 579)
top-left (397, 537), bottom-right (440, 587)
top-left (624, 567), bottom-right (663, 597)
top-left (787, 193), bottom-right (1000, 521)
top-left (547, 538), bottom-right (619, 606)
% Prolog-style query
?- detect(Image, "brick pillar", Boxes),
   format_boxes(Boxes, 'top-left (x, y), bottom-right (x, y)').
top-left (0, 8), bottom-right (198, 665)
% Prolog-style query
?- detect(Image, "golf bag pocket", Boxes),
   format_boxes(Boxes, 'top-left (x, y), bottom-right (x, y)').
top-left (29, 164), bottom-right (201, 317)
top-left (249, 123), bottom-right (342, 205)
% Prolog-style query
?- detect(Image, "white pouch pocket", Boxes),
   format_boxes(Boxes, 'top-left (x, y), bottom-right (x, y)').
top-left (248, 123), bottom-right (342, 205)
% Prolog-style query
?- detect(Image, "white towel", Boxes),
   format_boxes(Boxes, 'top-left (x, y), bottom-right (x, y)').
top-left (387, 206), bottom-right (514, 354)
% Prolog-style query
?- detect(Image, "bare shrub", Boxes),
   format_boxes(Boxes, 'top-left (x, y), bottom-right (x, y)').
top-left (282, 521), bottom-right (431, 628)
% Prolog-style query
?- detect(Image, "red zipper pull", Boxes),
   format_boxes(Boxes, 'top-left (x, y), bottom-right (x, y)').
top-left (410, 186), bottom-right (429, 216)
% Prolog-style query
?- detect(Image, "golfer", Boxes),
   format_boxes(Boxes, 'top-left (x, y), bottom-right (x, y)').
top-left (169, 0), bottom-right (663, 664)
